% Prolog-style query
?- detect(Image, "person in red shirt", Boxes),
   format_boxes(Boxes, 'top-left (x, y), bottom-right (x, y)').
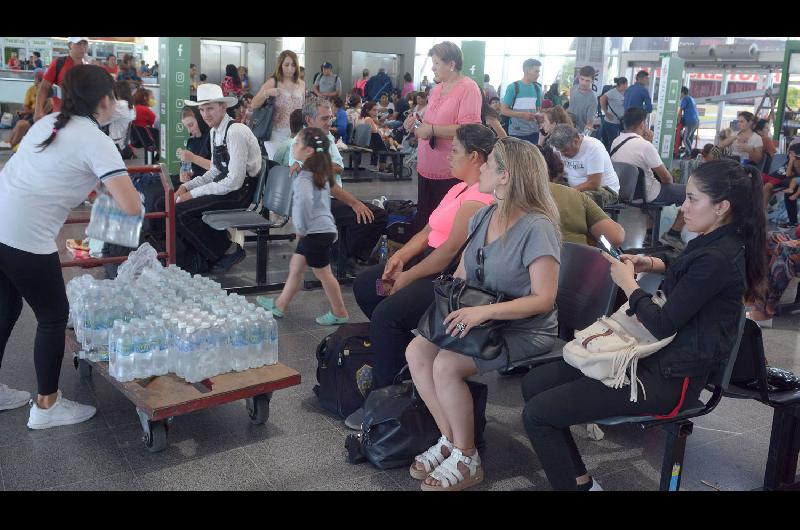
top-left (132, 88), bottom-right (156, 128)
top-left (35, 37), bottom-right (89, 121)
top-left (105, 54), bottom-right (120, 78)
top-left (7, 52), bottom-right (21, 70)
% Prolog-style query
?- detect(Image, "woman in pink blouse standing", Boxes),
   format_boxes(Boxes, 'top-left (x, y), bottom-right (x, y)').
top-left (405, 41), bottom-right (483, 231)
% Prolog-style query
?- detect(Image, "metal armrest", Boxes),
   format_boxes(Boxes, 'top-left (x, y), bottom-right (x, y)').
top-left (203, 208), bottom-right (248, 216)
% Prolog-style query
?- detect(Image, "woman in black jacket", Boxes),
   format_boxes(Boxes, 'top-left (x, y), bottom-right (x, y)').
top-left (521, 159), bottom-right (767, 491)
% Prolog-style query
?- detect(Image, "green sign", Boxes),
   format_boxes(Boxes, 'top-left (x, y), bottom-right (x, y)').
top-left (652, 54), bottom-right (684, 170)
top-left (158, 37), bottom-right (191, 174)
top-left (28, 39), bottom-right (50, 47)
top-left (3, 38), bottom-right (27, 47)
top-left (461, 40), bottom-right (485, 88)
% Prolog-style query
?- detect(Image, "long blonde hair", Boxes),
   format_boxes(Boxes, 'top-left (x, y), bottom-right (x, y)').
top-left (491, 136), bottom-right (561, 241)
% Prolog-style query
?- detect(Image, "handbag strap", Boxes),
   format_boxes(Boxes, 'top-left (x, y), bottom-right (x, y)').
top-left (442, 204), bottom-right (496, 276)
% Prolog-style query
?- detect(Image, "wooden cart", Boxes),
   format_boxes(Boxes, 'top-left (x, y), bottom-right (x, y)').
top-left (67, 330), bottom-right (300, 452)
top-left (62, 165), bottom-right (301, 452)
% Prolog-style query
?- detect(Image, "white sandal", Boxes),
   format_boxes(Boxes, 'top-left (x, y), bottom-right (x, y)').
top-left (420, 448), bottom-right (484, 491)
top-left (410, 435), bottom-right (454, 480)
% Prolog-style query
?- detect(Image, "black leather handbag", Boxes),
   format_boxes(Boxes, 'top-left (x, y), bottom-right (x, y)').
top-left (250, 82), bottom-right (277, 141)
top-left (417, 205), bottom-right (512, 361)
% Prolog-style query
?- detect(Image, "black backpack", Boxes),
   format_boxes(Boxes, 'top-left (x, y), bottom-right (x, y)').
top-left (384, 200), bottom-right (418, 244)
top-left (345, 366), bottom-right (487, 470)
top-left (313, 323), bottom-right (375, 419)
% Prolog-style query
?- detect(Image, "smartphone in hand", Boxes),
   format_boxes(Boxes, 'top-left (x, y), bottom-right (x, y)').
top-left (376, 278), bottom-right (394, 296)
top-left (597, 234), bottom-right (621, 259)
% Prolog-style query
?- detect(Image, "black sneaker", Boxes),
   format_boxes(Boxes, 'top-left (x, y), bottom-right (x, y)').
top-left (211, 245), bottom-right (246, 273)
top-left (499, 365), bottom-right (531, 377)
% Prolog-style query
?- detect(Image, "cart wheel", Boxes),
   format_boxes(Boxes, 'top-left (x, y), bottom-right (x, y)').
top-left (143, 420), bottom-right (168, 453)
top-left (246, 393), bottom-right (272, 425)
top-left (78, 359), bottom-right (92, 378)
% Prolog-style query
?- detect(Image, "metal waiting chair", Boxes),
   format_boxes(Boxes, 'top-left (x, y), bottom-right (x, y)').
top-left (202, 163), bottom-right (293, 294)
top-left (524, 243), bottom-right (619, 369)
top-left (589, 308), bottom-right (747, 491)
top-left (601, 161), bottom-right (638, 222)
top-left (723, 320), bottom-right (800, 490)
top-left (342, 123), bottom-right (376, 183)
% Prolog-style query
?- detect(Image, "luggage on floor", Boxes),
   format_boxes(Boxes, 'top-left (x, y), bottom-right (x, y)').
top-left (345, 366), bottom-right (487, 470)
top-left (313, 323), bottom-right (374, 419)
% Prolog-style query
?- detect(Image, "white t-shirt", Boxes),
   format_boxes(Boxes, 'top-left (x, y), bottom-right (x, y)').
top-left (730, 132), bottom-right (763, 160)
top-left (109, 100), bottom-right (136, 149)
top-left (0, 114), bottom-right (128, 254)
top-left (560, 135), bottom-right (620, 193)
top-left (610, 132), bottom-right (664, 201)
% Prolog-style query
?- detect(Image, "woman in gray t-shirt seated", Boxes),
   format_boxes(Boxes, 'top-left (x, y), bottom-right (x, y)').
top-left (406, 137), bottom-right (562, 491)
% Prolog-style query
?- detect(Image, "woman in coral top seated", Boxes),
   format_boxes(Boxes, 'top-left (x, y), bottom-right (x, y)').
top-left (351, 124), bottom-right (497, 415)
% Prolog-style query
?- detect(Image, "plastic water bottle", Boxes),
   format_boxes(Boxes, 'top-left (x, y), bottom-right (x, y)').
top-left (133, 321), bottom-right (153, 379)
top-left (232, 318), bottom-right (249, 371)
top-left (108, 321), bottom-right (122, 376)
top-left (177, 325), bottom-right (195, 381)
top-left (378, 235), bottom-right (389, 264)
top-left (245, 315), bottom-right (261, 369)
top-left (115, 324), bottom-right (135, 382)
top-left (267, 311), bottom-right (278, 365)
top-left (151, 319), bottom-right (169, 376)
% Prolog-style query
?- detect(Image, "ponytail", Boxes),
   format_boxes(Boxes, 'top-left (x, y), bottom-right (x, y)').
top-left (740, 164), bottom-right (767, 301)
top-left (298, 127), bottom-right (334, 189)
top-left (37, 64), bottom-right (115, 151)
top-left (691, 159), bottom-right (767, 302)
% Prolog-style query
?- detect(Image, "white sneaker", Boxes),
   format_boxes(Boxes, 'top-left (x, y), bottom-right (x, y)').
top-left (0, 141), bottom-right (12, 149)
top-left (0, 383), bottom-right (31, 411)
top-left (27, 391), bottom-right (96, 430)
top-left (589, 478), bottom-right (604, 491)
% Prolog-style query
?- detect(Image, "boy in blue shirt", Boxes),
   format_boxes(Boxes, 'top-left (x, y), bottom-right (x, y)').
top-left (678, 86), bottom-right (699, 159)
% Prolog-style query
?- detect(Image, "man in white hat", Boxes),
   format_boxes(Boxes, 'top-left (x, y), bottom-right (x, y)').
top-left (176, 83), bottom-right (262, 272)
top-left (34, 37), bottom-right (89, 121)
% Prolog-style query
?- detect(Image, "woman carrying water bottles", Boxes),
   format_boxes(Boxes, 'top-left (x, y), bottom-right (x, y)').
top-left (258, 128), bottom-right (350, 326)
top-left (0, 64), bottom-right (142, 429)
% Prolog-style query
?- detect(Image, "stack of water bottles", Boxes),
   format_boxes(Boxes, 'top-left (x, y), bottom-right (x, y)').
top-left (85, 189), bottom-right (145, 248)
top-left (66, 246), bottom-right (279, 384)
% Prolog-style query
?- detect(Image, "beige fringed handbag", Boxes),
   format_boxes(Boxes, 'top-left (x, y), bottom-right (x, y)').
top-left (563, 292), bottom-right (676, 402)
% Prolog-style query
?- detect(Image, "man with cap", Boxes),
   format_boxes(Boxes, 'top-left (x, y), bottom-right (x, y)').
top-left (35, 37), bottom-right (89, 121)
top-left (175, 84), bottom-right (264, 273)
top-left (313, 62), bottom-right (342, 99)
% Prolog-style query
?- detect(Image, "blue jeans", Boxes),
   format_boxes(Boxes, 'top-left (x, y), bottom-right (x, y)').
top-left (602, 121), bottom-right (621, 150)
top-left (512, 132), bottom-right (540, 145)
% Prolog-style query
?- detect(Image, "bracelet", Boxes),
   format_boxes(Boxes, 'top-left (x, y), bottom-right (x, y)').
top-left (648, 256), bottom-right (655, 272)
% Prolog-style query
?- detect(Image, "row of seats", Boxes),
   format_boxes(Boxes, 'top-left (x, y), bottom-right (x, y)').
top-left (343, 123), bottom-right (412, 182)
top-left (201, 158), bottom-right (799, 490)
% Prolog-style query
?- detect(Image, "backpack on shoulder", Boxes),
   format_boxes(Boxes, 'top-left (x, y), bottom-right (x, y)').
top-left (313, 323), bottom-right (375, 419)
top-left (344, 365), bottom-right (487, 470)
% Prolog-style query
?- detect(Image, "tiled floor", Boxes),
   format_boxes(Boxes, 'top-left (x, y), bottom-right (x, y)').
top-left (0, 156), bottom-right (797, 491)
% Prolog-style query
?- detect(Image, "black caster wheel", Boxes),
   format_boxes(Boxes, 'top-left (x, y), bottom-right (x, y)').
top-left (142, 420), bottom-right (168, 452)
top-left (246, 393), bottom-right (272, 425)
top-left (78, 359), bottom-right (92, 378)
